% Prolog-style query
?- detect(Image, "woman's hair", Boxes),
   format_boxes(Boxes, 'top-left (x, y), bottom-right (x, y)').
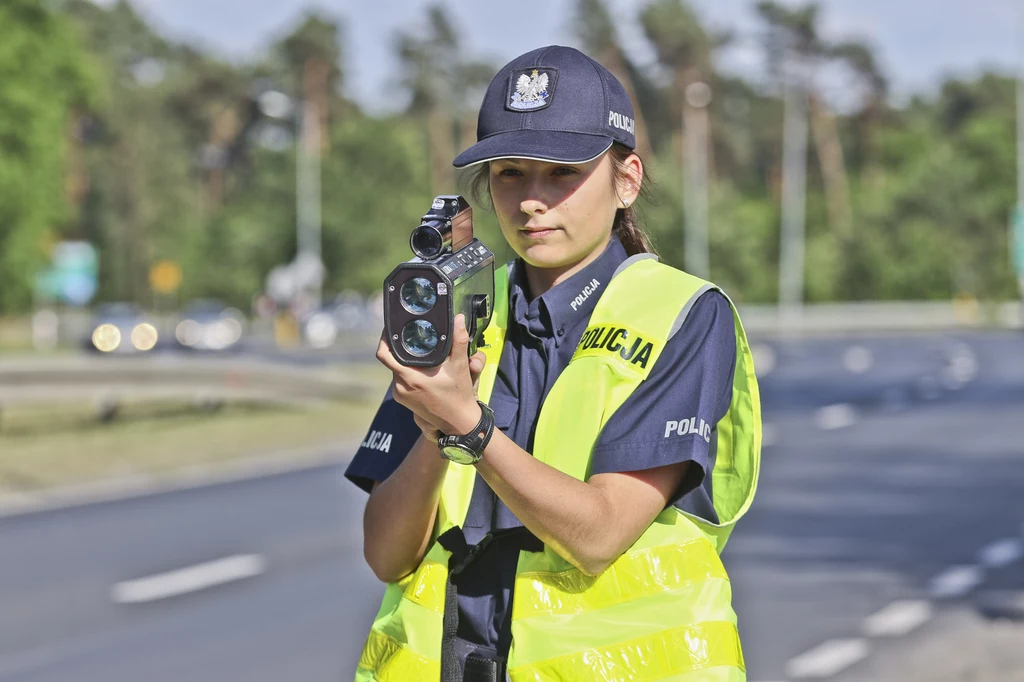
top-left (607, 143), bottom-right (657, 256)
top-left (464, 142), bottom-right (658, 257)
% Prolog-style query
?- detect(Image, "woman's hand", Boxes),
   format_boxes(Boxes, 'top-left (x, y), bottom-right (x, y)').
top-left (377, 314), bottom-right (487, 439)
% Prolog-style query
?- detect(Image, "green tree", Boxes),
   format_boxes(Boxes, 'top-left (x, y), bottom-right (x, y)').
top-left (0, 0), bottom-right (98, 312)
top-left (394, 4), bottom-right (494, 193)
top-left (639, 0), bottom-right (723, 157)
top-left (574, 0), bottom-right (654, 159)
top-left (756, 1), bottom-right (854, 247)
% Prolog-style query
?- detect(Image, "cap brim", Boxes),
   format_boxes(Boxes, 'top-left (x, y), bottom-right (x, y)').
top-left (453, 130), bottom-right (614, 168)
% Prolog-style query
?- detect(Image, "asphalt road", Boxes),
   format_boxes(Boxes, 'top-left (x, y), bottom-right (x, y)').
top-left (1, 330), bottom-right (1022, 681)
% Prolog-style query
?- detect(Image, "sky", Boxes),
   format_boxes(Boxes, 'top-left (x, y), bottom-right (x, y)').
top-left (93, 0), bottom-right (1024, 112)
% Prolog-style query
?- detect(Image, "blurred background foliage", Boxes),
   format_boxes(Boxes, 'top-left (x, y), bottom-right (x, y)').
top-left (0, 0), bottom-right (1019, 313)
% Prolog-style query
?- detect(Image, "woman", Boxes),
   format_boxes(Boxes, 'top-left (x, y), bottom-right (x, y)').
top-left (346, 45), bottom-right (761, 682)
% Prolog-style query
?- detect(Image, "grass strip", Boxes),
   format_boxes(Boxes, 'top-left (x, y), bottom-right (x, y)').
top-left (0, 397), bottom-right (382, 493)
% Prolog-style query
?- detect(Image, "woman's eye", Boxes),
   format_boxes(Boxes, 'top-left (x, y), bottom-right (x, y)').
top-left (552, 167), bottom-right (579, 176)
top-left (496, 168), bottom-right (522, 177)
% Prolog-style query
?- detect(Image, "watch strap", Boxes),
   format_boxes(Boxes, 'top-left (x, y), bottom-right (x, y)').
top-left (438, 401), bottom-right (494, 461)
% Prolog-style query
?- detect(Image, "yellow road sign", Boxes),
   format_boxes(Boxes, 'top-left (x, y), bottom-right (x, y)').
top-left (150, 260), bottom-right (182, 294)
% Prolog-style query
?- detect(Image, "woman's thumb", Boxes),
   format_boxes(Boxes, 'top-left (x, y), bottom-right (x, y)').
top-left (450, 314), bottom-right (470, 358)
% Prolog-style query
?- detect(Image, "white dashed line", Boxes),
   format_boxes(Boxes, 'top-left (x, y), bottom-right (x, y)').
top-left (111, 553), bottom-right (266, 604)
top-left (862, 599), bottom-right (932, 638)
top-left (928, 564), bottom-right (984, 599)
top-left (941, 343), bottom-right (978, 390)
top-left (752, 343), bottom-right (777, 378)
top-left (841, 345), bottom-right (874, 374)
top-left (786, 638), bottom-right (869, 679)
top-left (978, 538), bottom-right (1024, 568)
top-left (814, 403), bottom-right (858, 430)
top-left (762, 423), bottom-right (778, 447)
top-left (781, 526), bottom-right (1024, 680)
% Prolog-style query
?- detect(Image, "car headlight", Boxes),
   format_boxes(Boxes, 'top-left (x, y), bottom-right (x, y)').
top-left (201, 318), bottom-right (242, 350)
top-left (218, 317), bottom-right (243, 346)
top-left (305, 312), bottom-right (338, 349)
top-left (131, 323), bottom-right (159, 351)
top-left (176, 319), bottom-right (201, 347)
top-left (92, 324), bottom-right (121, 352)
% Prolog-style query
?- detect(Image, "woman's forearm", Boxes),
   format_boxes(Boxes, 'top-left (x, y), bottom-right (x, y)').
top-left (363, 435), bottom-right (448, 583)
top-left (473, 430), bottom-right (640, 576)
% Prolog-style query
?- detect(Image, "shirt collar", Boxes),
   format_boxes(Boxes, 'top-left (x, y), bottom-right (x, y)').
top-left (507, 235), bottom-right (628, 346)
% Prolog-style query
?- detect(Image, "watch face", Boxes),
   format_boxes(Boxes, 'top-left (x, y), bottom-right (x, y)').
top-left (441, 445), bottom-right (480, 465)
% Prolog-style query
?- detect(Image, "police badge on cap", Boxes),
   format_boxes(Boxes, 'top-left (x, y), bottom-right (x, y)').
top-left (507, 67), bottom-right (557, 112)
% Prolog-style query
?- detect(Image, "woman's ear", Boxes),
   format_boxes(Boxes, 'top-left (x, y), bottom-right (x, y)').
top-left (616, 153), bottom-right (643, 208)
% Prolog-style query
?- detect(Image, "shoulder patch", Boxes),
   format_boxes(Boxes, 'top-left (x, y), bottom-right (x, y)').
top-left (571, 322), bottom-right (659, 372)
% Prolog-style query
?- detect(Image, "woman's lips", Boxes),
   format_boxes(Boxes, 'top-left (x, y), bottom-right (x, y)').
top-left (520, 227), bottom-right (558, 238)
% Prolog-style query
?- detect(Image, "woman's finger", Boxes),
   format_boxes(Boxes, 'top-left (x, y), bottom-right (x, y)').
top-left (469, 350), bottom-right (487, 382)
top-left (375, 335), bottom-right (405, 375)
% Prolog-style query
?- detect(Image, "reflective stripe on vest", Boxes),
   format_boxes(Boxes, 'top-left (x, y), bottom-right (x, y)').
top-left (355, 257), bottom-right (761, 682)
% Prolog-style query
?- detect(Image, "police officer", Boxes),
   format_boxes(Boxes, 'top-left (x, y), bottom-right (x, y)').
top-left (346, 45), bottom-right (761, 682)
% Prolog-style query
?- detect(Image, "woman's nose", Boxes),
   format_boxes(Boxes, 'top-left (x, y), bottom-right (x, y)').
top-left (520, 198), bottom-right (547, 216)
top-left (520, 177), bottom-right (548, 215)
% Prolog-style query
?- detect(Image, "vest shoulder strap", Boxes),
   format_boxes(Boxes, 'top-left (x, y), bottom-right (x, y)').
top-left (574, 257), bottom-right (715, 378)
top-left (437, 262), bottom-right (508, 532)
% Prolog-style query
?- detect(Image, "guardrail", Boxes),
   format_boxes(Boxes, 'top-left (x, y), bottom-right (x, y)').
top-left (0, 356), bottom-right (383, 407)
top-left (739, 300), bottom-right (1023, 337)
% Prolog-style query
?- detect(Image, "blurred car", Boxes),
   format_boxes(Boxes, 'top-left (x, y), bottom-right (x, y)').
top-left (85, 302), bottom-right (160, 354)
top-left (301, 292), bottom-right (367, 349)
top-left (174, 300), bottom-right (245, 352)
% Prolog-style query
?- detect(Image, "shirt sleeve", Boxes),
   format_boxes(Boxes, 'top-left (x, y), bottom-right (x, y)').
top-left (588, 290), bottom-right (736, 510)
top-left (343, 382), bottom-right (423, 494)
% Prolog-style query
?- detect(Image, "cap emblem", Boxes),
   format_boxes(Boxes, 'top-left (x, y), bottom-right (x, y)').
top-left (510, 69), bottom-right (551, 110)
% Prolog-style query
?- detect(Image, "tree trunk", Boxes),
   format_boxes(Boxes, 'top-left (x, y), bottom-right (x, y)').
top-left (600, 48), bottom-right (652, 160)
top-left (807, 91), bottom-right (852, 243)
top-left (302, 58), bottom-right (331, 154)
top-left (677, 68), bottom-right (717, 190)
top-left (860, 98), bottom-right (884, 189)
top-left (204, 106), bottom-right (240, 210)
top-left (65, 111), bottom-right (88, 209)
top-left (427, 108), bottom-right (454, 194)
top-left (459, 113), bottom-right (476, 159)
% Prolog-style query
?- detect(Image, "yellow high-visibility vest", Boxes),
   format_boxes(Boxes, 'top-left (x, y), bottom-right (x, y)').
top-left (357, 254), bottom-right (762, 682)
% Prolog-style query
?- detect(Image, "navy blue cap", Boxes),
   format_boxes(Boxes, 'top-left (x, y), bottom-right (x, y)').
top-left (453, 45), bottom-right (636, 168)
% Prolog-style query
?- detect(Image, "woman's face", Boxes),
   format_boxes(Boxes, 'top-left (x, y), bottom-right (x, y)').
top-left (488, 153), bottom-right (625, 274)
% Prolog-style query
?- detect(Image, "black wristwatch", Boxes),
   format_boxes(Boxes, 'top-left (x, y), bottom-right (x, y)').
top-left (438, 401), bottom-right (495, 465)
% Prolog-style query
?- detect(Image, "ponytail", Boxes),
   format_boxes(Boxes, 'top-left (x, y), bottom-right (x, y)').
top-left (608, 143), bottom-right (658, 257)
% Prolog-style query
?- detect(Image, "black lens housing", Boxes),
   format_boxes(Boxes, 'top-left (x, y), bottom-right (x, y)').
top-left (383, 196), bottom-right (494, 368)
top-left (410, 224), bottom-right (446, 260)
top-left (401, 319), bottom-right (439, 356)
top-left (400, 277), bottom-right (437, 314)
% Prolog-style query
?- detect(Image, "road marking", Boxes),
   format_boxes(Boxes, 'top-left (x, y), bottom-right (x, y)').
top-left (841, 345), bottom-right (874, 374)
top-left (978, 538), bottom-right (1024, 568)
top-left (786, 638), bottom-right (868, 679)
top-left (862, 599), bottom-right (932, 637)
top-left (111, 553), bottom-right (266, 604)
top-left (928, 564), bottom-right (984, 599)
top-left (752, 343), bottom-right (777, 378)
top-left (941, 342), bottom-right (978, 390)
top-left (762, 423), bottom-right (778, 447)
top-left (815, 403), bottom-right (858, 430)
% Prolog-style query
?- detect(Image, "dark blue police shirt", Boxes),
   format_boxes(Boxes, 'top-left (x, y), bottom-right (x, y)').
top-left (345, 235), bottom-right (736, 664)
